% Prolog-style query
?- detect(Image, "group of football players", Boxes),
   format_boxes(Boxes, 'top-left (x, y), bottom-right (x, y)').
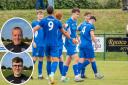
top-left (32, 6), bottom-right (104, 84)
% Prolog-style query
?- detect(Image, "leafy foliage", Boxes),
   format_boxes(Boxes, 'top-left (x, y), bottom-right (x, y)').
top-left (0, 0), bottom-right (122, 10)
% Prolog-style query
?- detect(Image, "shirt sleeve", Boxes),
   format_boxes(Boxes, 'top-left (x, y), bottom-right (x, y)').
top-left (64, 21), bottom-right (70, 31)
top-left (39, 19), bottom-right (44, 28)
top-left (77, 24), bottom-right (83, 31)
top-left (90, 25), bottom-right (95, 31)
top-left (58, 20), bottom-right (62, 30)
top-left (31, 21), bottom-right (36, 28)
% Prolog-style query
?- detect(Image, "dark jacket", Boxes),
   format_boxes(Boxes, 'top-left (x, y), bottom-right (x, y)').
top-left (5, 42), bottom-right (29, 53)
top-left (6, 74), bottom-right (29, 84)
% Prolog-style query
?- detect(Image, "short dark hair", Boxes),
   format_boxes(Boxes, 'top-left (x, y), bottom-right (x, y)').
top-left (12, 27), bottom-right (23, 36)
top-left (72, 8), bottom-right (80, 13)
top-left (12, 57), bottom-right (23, 64)
top-left (84, 12), bottom-right (91, 16)
top-left (47, 6), bottom-right (54, 14)
top-left (90, 16), bottom-right (97, 21)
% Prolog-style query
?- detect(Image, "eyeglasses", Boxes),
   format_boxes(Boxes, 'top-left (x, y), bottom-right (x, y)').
top-left (12, 65), bottom-right (23, 68)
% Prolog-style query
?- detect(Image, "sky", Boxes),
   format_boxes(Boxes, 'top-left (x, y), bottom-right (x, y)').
top-left (1, 17), bottom-right (33, 40)
top-left (1, 52), bottom-right (33, 68)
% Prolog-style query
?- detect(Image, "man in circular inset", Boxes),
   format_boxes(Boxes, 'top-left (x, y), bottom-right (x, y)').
top-left (5, 27), bottom-right (29, 53)
top-left (6, 57), bottom-right (29, 84)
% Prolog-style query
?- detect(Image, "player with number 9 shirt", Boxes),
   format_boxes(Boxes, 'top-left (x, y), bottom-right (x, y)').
top-left (33, 6), bottom-right (77, 84)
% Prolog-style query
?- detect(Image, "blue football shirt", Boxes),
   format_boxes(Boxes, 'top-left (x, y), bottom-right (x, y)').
top-left (58, 29), bottom-right (63, 48)
top-left (79, 23), bottom-right (95, 48)
top-left (39, 16), bottom-right (62, 46)
top-left (32, 20), bottom-right (44, 47)
top-left (78, 21), bottom-right (88, 31)
top-left (65, 17), bottom-right (77, 47)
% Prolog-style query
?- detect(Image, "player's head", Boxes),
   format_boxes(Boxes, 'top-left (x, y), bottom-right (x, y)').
top-left (12, 27), bottom-right (23, 45)
top-left (12, 57), bottom-right (23, 77)
top-left (36, 10), bottom-right (44, 20)
top-left (89, 16), bottom-right (96, 24)
top-left (47, 6), bottom-right (54, 15)
top-left (84, 12), bottom-right (92, 22)
top-left (54, 11), bottom-right (63, 20)
top-left (71, 8), bottom-right (80, 20)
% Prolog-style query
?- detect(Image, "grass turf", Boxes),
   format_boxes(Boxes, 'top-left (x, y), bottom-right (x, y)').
top-left (0, 9), bottom-right (128, 34)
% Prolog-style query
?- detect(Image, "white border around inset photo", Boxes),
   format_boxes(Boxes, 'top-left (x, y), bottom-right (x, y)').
top-left (0, 52), bottom-right (34, 85)
top-left (0, 17), bottom-right (34, 54)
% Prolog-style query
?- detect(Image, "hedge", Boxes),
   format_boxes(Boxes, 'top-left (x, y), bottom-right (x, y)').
top-left (0, 0), bottom-right (121, 10)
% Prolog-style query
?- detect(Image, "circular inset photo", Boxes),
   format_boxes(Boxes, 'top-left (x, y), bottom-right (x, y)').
top-left (0, 52), bottom-right (34, 85)
top-left (1, 17), bottom-right (33, 53)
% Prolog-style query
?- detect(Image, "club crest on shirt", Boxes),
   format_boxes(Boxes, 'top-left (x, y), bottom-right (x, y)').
top-left (21, 48), bottom-right (26, 51)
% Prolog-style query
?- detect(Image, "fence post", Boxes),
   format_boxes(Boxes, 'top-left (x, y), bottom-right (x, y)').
top-left (103, 33), bottom-right (106, 61)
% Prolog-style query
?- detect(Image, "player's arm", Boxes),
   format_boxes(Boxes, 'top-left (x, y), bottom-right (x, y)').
top-left (76, 23), bottom-right (83, 43)
top-left (31, 21), bottom-right (37, 48)
top-left (60, 28), bottom-right (78, 44)
top-left (33, 25), bottom-right (41, 33)
top-left (77, 22), bottom-right (83, 37)
top-left (76, 35), bottom-right (80, 43)
top-left (77, 22), bottom-right (82, 30)
top-left (90, 30), bottom-right (96, 42)
top-left (32, 41), bottom-right (37, 48)
top-left (90, 30), bottom-right (98, 50)
top-left (60, 28), bottom-right (70, 39)
top-left (62, 22), bottom-right (78, 44)
top-left (63, 23), bottom-right (68, 30)
top-left (76, 24), bottom-right (83, 43)
top-left (32, 26), bottom-right (40, 48)
top-left (61, 23), bottom-right (71, 39)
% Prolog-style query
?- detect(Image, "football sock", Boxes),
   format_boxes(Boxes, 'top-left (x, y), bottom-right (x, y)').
top-left (59, 61), bottom-right (63, 75)
top-left (46, 61), bottom-right (51, 76)
top-left (78, 60), bottom-right (90, 74)
top-left (83, 60), bottom-right (90, 67)
top-left (51, 62), bottom-right (58, 74)
top-left (38, 61), bottom-right (43, 76)
top-left (62, 65), bottom-right (69, 76)
top-left (81, 67), bottom-right (85, 76)
top-left (73, 64), bottom-right (79, 76)
top-left (91, 61), bottom-right (98, 74)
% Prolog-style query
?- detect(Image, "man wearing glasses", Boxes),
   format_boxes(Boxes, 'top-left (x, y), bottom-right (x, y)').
top-left (6, 57), bottom-right (28, 84)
